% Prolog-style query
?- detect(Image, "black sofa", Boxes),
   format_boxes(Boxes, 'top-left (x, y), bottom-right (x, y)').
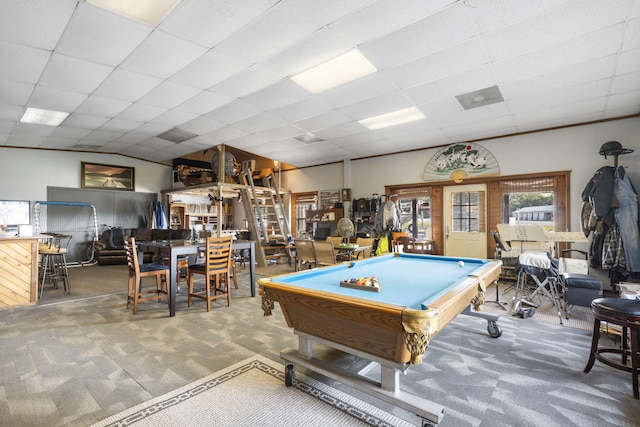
top-left (94, 228), bottom-right (191, 265)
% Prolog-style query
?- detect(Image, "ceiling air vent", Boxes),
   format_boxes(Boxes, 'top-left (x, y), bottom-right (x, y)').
top-left (293, 133), bottom-right (323, 144)
top-left (456, 86), bottom-right (504, 110)
top-left (157, 127), bottom-right (197, 143)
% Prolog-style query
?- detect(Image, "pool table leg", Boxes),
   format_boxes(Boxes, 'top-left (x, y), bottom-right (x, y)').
top-left (281, 330), bottom-right (445, 426)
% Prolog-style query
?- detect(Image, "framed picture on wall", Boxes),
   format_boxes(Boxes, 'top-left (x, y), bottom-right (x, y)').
top-left (341, 188), bottom-right (351, 202)
top-left (81, 162), bottom-right (135, 191)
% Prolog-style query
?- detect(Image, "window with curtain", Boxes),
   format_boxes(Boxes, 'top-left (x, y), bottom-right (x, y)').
top-left (500, 177), bottom-right (555, 229)
top-left (292, 192), bottom-right (317, 238)
top-left (389, 186), bottom-right (432, 239)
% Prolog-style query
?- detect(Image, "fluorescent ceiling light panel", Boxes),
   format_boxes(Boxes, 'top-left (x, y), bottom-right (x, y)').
top-left (358, 107), bottom-right (425, 130)
top-left (86, 0), bottom-right (181, 26)
top-left (291, 50), bottom-right (377, 93)
top-left (20, 107), bottom-right (70, 126)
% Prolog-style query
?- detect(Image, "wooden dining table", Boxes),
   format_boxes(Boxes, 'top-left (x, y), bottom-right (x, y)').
top-left (137, 239), bottom-right (256, 317)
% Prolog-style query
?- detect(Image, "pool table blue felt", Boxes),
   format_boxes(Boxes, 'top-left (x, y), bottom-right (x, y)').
top-left (270, 253), bottom-right (489, 310)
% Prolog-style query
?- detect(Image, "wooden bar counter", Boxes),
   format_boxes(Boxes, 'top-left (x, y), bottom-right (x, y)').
top-left (0, 235), bottom-right (40, 308)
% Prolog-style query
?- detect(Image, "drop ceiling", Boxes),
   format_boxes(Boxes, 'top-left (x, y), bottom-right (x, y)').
top-left (1, 0), bottom-right (639, 168)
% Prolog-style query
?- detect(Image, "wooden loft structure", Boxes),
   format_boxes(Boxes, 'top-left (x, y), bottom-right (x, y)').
top-left (162, 177), bottom-right (292, 268)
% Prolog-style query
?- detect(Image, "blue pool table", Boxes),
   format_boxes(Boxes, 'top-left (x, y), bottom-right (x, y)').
top-left (258, 253), bottom-right (502, 426)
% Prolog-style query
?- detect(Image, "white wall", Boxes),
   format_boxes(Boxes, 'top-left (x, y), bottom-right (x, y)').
top-left (0, 147), bottom-right (172, 202)
top-left (281, 117), bottom-right (640, 232)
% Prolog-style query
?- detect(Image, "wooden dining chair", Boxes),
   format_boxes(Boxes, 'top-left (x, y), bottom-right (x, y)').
top-left (125, 237), bottom-right (170, 314)
top-left (187, 235), bottom-right (233, 312)
top-left (396, 236), bottom-right (415, 253)
top-left (314, 240), bottom-right (337, 267)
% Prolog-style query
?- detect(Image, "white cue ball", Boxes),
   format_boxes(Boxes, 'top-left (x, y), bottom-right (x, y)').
top-left (458, 260), bottom-right (464, 267)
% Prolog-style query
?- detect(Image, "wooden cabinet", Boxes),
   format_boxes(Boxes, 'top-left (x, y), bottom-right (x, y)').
top-left (0, 236), bottom-right (39, 307)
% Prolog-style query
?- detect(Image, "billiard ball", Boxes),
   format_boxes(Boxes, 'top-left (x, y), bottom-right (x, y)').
top-left (458, 260), bottom-right (464, 267)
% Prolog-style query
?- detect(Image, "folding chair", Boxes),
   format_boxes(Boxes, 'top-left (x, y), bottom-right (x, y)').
top-left (514, 251), bottom-right (563, 323)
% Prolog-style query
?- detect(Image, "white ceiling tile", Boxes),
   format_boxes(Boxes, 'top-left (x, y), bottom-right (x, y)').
top-left (384, 37), bottom-right (488, 90)
top-left (214, 2), bottom-right (323, 64)
top-left (622, 17), bottom-right (640, 51)
top-left (293, 111), bottom-right (351, 133)
top-left (137, 81), bottom-right (202, 109)
top-left (62, 113), bottom-right (110, 129)
top-left (611, 71), bottom-right (640, 93)
top-left (482, 0), bottom-right (631, 61)
top-left (93, 69), bottom-right (163, 102)
top-left (205, 100), bottom-right (262, 125)
top-left (209, 66), bottom-right (284, 98)
top-left (241, 80), bottom-right (311, 111)
top-left (6, 133), bottom-right (46, 147)
top-left (232, 114), bottom-right (288, 134)
top-left (0, 40), bottom-right (51, 84)
top-left (120, 30), bottom-right (208, 79)
top-left (268, 97), bottom-right (333, 122)
top-left (0, 0), bottom-right (76, 51)
top-left (259, 28), bottom-right (354, 76)
top-left (318, 72), bottom-right (399, 109)
top-left (226, 134), bottom-right (268, 150)
top-left (254, 124), bottom-right (306, 141)
top-left (83, 129), bottom-right (122, 143)
top-left (179, 116), bottom-right (225, 135)
top-left (149, 109), bottom-right (199, 128)
top-left (98, 119), bottom-right (143, 133)
top-left (313, 121), bottom-right (368, 140)
top-left (39, 53), bottom-right (114, 94)
top-left (0, 105), bottom-right (27, 122)
top-left (606, 91), bottom-right (640, 111)
top-left (0, 80), bottom-right (33, 106)
top-left (284, 0), bottom-right (372, 26)
top-left (11, 122), bottom-right (56, 137)
top-left (203, 125), bottom-right (249, 142)
top-left (57, 3), bottom-right (152, 66)
top-left (76, 96), bottom-right (132, 118)
top-left (170, 50), bottom-right (251, 90)
top-left (248, 139), bottom-right (304, 156)
top-left (175, 91), bottom-right (234, 115)
top-left (491, 24), bottom-right (626, 83)
top-left (507, 79), bottom-right (611, 114)
top-left (338, 92), bottom-right (412, 121)
top-left (359, 3), bottom-right (476, 69)
top-left (28, 85), bottom-right (87, 112)
top-left (38, 137), bottom-right (81, 149)
top-left (328, 0), bottom-right (458, 45)
top-left (501, 55), bottom-right (618, 99)
top-left (160, 0), bottom-right (280, 47)
top-left (405, 65), bottom-right (498, 105)
top-left (116, 103), bottom-right (169, 123)
top-left (51, 126), bottom-right (93, 140)
top-left (616, 47), bottom-right (640, 75)
top-left (467, 0), bottom-right (573, 33)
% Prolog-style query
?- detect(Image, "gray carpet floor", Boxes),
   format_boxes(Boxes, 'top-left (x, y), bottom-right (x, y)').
top-left (1, 263), bottom-right (638, 427)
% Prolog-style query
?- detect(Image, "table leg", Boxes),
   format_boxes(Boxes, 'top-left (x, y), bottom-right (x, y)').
top-left (169, 252), bottom-right (177, 317)
top-left (248, 244), bottom-right (256, 297)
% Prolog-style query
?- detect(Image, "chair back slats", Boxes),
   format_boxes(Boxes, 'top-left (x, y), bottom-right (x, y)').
top-left (124, 236), bottom-right (140, 274)
top-left (293, 239), bottom-right (316, 270)
top-left (202, 235), bottom-right (234, 273)
top-left (314, 240), bottom-right (337, 266)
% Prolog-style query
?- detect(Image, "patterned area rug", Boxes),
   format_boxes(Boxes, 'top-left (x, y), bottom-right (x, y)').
top-left (90, 355), bottom-right (413, 427)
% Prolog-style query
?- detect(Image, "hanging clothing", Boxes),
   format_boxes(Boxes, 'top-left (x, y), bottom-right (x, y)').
top-left (582, 166), bottom-right (616, 219)
top-left (374, 201), bottom-right (401, 233)
top-left (613, 167), bottom-right (640, 272)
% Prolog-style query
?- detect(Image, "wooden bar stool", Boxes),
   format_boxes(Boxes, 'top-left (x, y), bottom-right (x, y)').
top-left (584, 298), bottom-right (640, 399)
